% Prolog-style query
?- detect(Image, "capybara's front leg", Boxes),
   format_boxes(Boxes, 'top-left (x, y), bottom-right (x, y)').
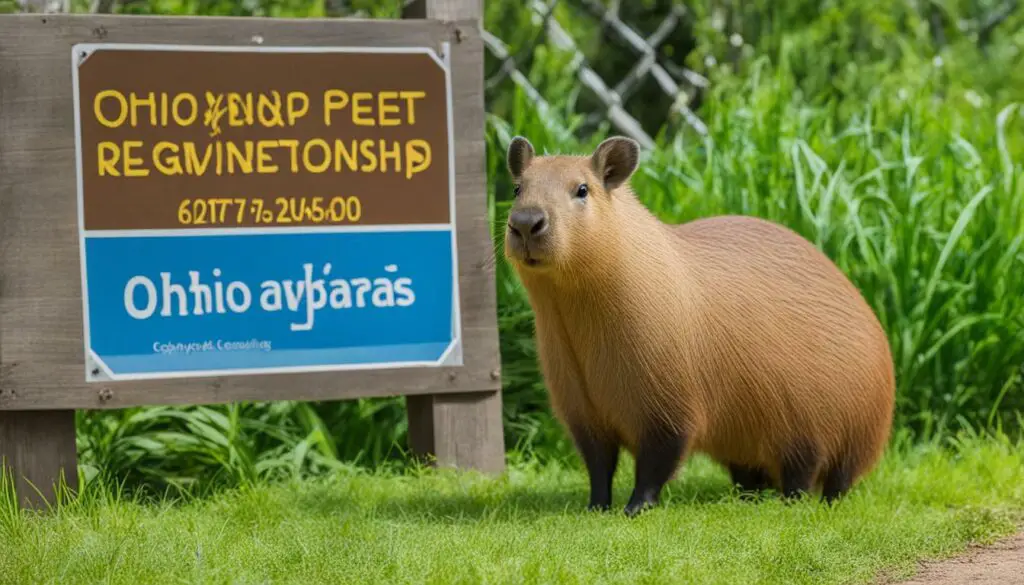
top-left (780, 438), bottom-right (821, 501)
top-left (570, 423), bottom-right (620, 511)
top-left (624, 428), bottom-right (687, 517)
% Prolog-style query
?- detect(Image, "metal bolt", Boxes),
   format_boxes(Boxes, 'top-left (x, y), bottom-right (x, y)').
top-left (448, 371), bottom-right (458, 382)
top-left (98, 388), bottom-right (113, 402)
top-left (490, 369), bottom-right (500, 381)
top-left (92, 26), bottom-right (107, 39)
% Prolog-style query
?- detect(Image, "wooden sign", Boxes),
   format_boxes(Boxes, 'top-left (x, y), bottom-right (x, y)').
top-left (73, 43), bottom-right (462, 382)
top-left (0, 8), bottom-right (504, 509)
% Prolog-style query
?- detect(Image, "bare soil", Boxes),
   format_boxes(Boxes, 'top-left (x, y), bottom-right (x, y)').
top-left (892, 532), bottom-right (1024, 585)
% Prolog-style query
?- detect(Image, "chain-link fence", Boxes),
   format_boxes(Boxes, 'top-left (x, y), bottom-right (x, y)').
top-left (482, 0), bottom-right (708, 149)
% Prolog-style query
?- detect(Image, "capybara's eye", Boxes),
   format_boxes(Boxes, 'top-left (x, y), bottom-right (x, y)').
top-left (513, 184), bottom-right (521, 197)
top-left (575, 184), bottom-right (588, 199)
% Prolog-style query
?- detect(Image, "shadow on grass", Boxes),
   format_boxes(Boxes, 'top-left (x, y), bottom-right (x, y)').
top-left (21, 455), bottom-right (771, 528)
top-left (289, 469), bottom-right (742, 525)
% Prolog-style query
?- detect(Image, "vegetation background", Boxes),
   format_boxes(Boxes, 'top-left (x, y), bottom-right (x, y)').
top-left (2, 0), bottom-right (1022, 499)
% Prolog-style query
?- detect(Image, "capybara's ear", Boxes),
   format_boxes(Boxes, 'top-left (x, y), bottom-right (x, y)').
top-left (507, 136), bottom-right (535, 179)
top-left (591, 136), bottom-right (640, 190)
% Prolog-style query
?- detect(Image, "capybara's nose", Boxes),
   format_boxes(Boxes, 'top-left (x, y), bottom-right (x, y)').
top-left (508, 207), bottom-right (549, 240)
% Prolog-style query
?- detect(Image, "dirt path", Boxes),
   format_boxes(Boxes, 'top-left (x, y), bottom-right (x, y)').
top-left (893, 532), bottom-right (1024, 584)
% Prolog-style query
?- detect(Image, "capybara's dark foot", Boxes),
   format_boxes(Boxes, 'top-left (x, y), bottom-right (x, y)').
top-left (728, 463), bottom-right (772, 495)
top-left (623, 493), bottom-right (657, 517)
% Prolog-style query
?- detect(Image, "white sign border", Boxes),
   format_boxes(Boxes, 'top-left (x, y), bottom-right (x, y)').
top-left (71, 41), bottom-right (463, 383)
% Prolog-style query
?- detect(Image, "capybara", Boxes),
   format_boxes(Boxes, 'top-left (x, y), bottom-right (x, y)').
top-left (503, 135), bottom-right (895, 516)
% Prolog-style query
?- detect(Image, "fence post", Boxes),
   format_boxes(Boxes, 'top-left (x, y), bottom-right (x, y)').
top-left (0, 55), bottom-right (78, 507)
top-left (402, 0), bottom-right (505, 474)
top-left (0, 411), bottom-right (78, 509)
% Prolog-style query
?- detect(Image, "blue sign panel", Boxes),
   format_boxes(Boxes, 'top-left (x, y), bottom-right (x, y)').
top-left (72, 43), bottom-right (461, 381)
top-left (81, 230), bottom-right (459, 379)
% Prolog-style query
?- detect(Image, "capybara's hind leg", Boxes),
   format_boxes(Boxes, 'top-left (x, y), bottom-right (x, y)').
top-left (780, 440), bottom-right (821, 500)
top-left (624, 427), bottom-right (687, 517)
top-left (568, 422), bottom-right (620, 512)
top-left (820, 458), bottom-right (854, 505)
top-left (728, 464), bottom-right (771, 494)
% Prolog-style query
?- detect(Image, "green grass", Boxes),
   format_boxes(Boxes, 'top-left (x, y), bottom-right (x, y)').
top-left (3, 434), bottom-right (1023, 585)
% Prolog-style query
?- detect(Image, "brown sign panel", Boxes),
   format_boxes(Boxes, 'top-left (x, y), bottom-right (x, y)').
top-left (75, 46), bottom-right (451, 231)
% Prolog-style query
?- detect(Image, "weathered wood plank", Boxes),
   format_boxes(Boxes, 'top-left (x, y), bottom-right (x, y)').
top-left (0, 325), bottom-right (501, 410)
top-left (0, 14), bottom-right (501, 409)
top-left (0, 410), bottom-right (78, 509)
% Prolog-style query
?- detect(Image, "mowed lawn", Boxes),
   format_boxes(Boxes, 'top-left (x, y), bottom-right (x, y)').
top-left (2, 436), bottom-right (1022, 585)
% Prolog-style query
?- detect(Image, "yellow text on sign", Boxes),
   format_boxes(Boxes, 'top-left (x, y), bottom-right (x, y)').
top-left (322, 90), bottom-right (426, 127)
top-left (92, 89), bottom-right (429, 130)
top-left (96, 138), bottom-right (433, 180)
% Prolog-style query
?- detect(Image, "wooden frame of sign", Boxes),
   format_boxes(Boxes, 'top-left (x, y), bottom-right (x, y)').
top-left (0, 0), bottom-right (504, 509)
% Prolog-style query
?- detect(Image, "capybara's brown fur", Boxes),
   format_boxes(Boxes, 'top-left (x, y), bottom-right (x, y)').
top-left (503, 135), bottom-right (895, 515)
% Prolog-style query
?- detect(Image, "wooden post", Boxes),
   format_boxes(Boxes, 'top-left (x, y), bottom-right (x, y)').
top-left (401, 0), bottom-right (484, 31)
top-left (0, 3), bottom-right (79, 506)
top-left (407, 392), bottom-right (504, 473)
top-left (1, 5), bottom-right (79, 509)
top-left (0, 411), bottom-right (78, 509)
top-left (403, 0), bottom-right (506, 474)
